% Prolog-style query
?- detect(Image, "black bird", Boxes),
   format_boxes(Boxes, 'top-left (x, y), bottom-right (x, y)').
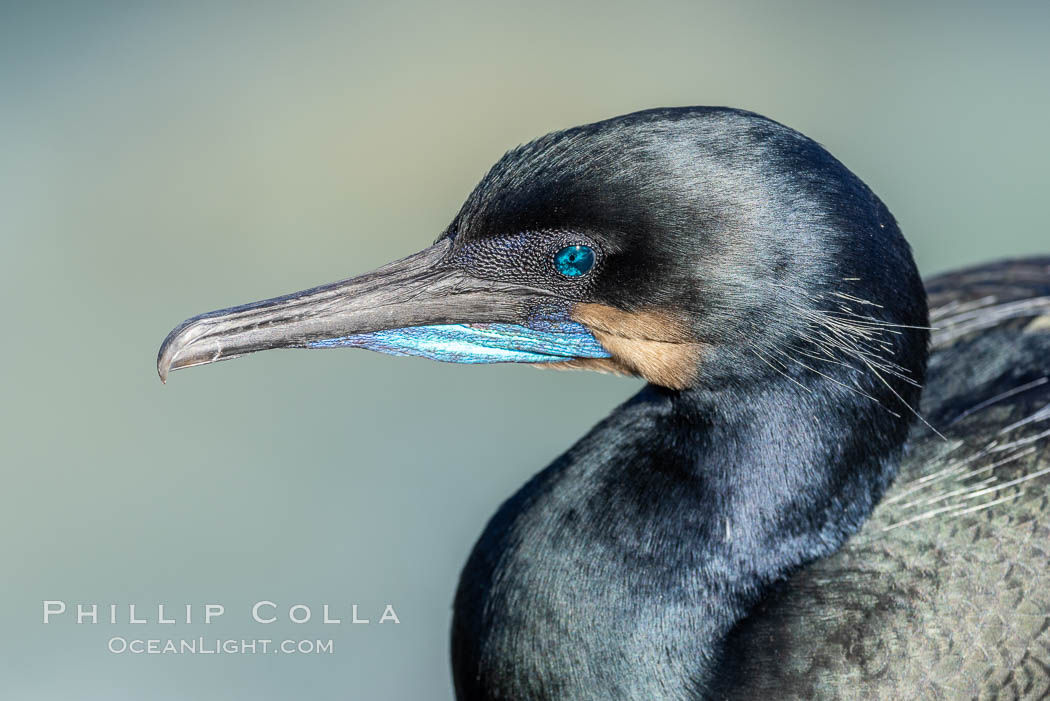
top-left (157, 107), bottom-right (1050, 700)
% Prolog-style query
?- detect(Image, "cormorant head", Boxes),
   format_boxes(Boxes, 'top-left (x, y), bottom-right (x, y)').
top-left (159, 107), bottom-right (927, 413)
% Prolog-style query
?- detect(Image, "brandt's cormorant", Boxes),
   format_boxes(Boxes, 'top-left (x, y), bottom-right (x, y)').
top-left (158, 107), bottom-right (1050, 699)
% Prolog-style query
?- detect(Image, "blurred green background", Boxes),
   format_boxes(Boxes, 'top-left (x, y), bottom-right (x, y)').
top-left (2, 1), bottom-right (1047, 699)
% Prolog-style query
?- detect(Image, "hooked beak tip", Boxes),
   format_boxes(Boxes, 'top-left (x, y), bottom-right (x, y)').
top-left (156, 317), bottom-right (205, 384)
top-left (157, 337), bottom-right (176, 384)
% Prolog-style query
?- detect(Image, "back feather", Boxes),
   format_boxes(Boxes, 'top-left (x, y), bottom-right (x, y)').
top-left (719, 258), bottom-right (1050, 700)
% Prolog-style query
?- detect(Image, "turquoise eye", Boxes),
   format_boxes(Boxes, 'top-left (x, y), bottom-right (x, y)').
top-left (554, 245), bottom-right (596, 277)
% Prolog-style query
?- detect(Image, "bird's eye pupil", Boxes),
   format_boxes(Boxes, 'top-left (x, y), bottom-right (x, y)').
top-left (554, 245), bottom-right (595, 277)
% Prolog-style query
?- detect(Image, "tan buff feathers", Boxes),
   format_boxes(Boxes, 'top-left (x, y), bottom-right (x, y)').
top-left (557, 303), bottom-right (704, 389)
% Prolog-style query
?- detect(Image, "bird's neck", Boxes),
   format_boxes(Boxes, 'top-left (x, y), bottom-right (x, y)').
top-left (453, 373), bottom-right (904, 700)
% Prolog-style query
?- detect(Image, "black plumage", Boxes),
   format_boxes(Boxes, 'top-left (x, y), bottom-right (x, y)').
top-left (157, 108), bottom-right (1050, 700)
top-left (721, 259), bottom-right (1050, 699)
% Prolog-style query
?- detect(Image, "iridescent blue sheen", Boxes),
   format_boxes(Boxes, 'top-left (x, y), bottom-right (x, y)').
top-left (308, 318), bottom-right (610, 364)
top-left (553, 245), bottom-right (595, 277)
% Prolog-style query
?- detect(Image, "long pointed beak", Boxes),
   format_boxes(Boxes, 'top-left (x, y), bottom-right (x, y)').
top-left (157, 240), bottom-right (609, 382)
